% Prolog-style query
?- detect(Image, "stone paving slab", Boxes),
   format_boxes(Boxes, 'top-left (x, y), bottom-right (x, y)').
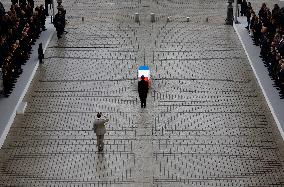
top-left (0, 0), bottom-right (284, 186)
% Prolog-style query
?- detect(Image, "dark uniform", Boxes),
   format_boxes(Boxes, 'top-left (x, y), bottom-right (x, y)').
top-left (27, 0), bottom-right (34, 9)
top-left (138, 75), bottom-right (149, 108)
top-left (44, 0), bottom-right (52, 16)
top-left (38, 43), bottom-right (43, 63)
top-left (53, 10), bottom-right (65, 39)
top-left (19, 0), bottom-right (27, 6)
top-left (0, 2), bottom-right (5, 16)
top-left (11, 0), bottom-right (18, 5)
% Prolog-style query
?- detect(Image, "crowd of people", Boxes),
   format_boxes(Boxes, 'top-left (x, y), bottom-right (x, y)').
top-left (0, 0), bottom-right (46, 97)
top-left (240, 1), bottom-right (284, 94)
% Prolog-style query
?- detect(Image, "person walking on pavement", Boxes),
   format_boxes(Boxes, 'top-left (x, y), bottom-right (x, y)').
top-left (138, 75), bottom-right (149, 108)
top-left (53, 9), bottom-right (66, 39)
top-left (38, 43), bottom-right (44, 64)
top-left (93, 112), bottom-right (109, 152)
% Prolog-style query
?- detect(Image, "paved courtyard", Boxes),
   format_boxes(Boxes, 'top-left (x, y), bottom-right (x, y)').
top-left (1, 0), bottom-right (284, 186)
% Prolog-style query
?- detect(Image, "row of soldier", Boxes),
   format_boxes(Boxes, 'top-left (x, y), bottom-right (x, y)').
top-left (248, 3), bottom-right (284, 94)
top-left (0, 1), bottom-right (46, 97)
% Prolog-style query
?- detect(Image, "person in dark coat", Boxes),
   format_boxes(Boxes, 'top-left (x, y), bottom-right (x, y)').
top-left (53, 10), bottom-right (65, 39)
top-left (237, 0), bottom-right (242, 17)
top-left (19, 0), bottom-right (26, 6)
top-left (0, 2), bottom-right (5, 16)
top-left (272, 4), bottom-right (280, 24)
top-left (39, 5), bottom-right (46, 31)
top-left (44, 0), bottom-right (52, 16)
top-left (278, 35), bottom-right (284, 57)
top-left (38, 43), bottom-right (44, 63)
top-left (245, 2), bottom-right (252, 29)
top-left (138, 75), bottom-right (149, 108)
top-left (11, 0), bottom-right (18, 5)
top-left (241, 0), bottom-right (247, 16)
top-left (258, 3), bottom-right (267, 21)
top-left (27, 0), bottom-right (34, 9)
top-left (252, 17), bottom-right (262, 45)
top-left (278, 64), bottom-right (284, 82)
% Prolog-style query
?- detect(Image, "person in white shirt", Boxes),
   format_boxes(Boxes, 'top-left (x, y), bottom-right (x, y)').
top-left (93, 112), bottom-right (109, 151)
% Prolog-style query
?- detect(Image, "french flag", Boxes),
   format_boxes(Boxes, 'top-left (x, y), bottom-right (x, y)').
top-left (138, 66), bottom-right (150, 81)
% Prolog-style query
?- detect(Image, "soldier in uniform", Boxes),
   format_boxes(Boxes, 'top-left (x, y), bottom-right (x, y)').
top-left (39, 5), bottom-right (46, 31)
top-left (2, 55), bottom-right (15, 96)
top-left (0, 2), bottom-right (5, 16)
top-left (11, 0), bottom-right (18, 5)
top-left (38, 43), bottom-right (44, 63)
top-left (27, 0), bottom-right (34, 9)
top-left (19, 0), bottom-right (27, 6)
top-left (11, 41), bottom-right (22, 76)
top-left (53, 9), bottom-right (65, 39)
top-left (44, 0), bottom-right (52, 16)
top-left (0, 67), bottom-right (3, 96)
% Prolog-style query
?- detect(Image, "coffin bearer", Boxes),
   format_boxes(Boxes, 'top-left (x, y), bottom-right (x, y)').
top-left (93, 112), bottom-right (109, 152)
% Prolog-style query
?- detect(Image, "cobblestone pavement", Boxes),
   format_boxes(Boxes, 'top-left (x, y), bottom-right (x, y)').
top-left (1, 0), bottom-right (284, 186)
